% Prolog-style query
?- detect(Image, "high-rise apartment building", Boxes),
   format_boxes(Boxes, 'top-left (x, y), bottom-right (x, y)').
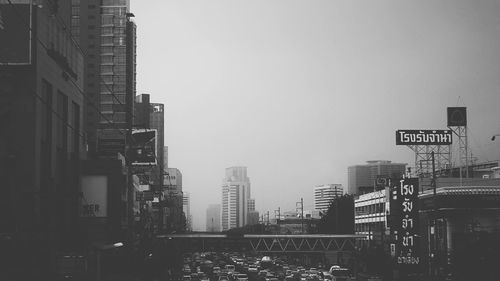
top-left (314, 184), bottom-right (344, 213)
top-left (348, 160), bottom-right (407, 195)
top-left (183, 192), bottom-right (192, 231)
top-left (71, 0), bottom-right (136, 159)
top-left (206, 204), bottom-right (221, 232)
top-left (221, 167), bottom-right (254, 230)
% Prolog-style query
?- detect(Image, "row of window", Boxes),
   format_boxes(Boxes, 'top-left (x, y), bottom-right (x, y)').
top-left (355, 203), bottom-right (385, 216)
top-left (355, 222), bottom-right (385, 233)
top-left (41, 79), bottom-right (82, 155)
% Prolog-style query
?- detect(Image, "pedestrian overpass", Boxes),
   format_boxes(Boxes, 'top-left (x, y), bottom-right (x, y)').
top-left (156, 233), bottom-right (365, 253)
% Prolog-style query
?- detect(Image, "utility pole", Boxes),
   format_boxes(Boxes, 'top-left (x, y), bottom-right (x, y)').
top-left (274, 207), bottom-right (281, 233)
top-left (296, 198), bottom-right (304, 234)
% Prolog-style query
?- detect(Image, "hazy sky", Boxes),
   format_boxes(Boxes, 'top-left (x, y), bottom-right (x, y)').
top-left (131, 0), bottom-right (500, 231)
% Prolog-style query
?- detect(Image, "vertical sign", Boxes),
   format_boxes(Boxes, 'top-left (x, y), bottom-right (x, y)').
top-left (390, 178), bottom-right (420, 270)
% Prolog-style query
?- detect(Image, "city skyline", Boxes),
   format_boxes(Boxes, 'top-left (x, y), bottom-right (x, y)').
top-left (131, 0), bottom-right (500, 231)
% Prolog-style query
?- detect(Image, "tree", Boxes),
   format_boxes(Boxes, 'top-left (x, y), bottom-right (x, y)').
top-left (317, 194), bottom-right (355, 234)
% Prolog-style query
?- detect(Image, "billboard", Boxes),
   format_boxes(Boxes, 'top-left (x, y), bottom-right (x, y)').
top-left (0, 2), bottom-right (32, 64)
top-left (80, 176), bottom-right (108, 217)
top-left (389, 178), bottom-right (420, 271)
top-left (396, 130), bottom-right (452, 145)
top-left (129, 129), bottom-right (157, 165)
top-left (447, 107), bottom-right (467, 127)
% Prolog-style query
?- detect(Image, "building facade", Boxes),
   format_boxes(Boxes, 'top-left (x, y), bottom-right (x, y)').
top-left (1, 1), bottom-right (86, 278)
top-left (348, 160), bottom-right (406, 195)
top-left (314, 184), bottom-right (344, 213)
top-left (221, 167), bottom-right (254, 230)
top-left (183, 192), bottom-right (192, 231)
top-left (354, 190), bottom-right (387, 247)
top-left (206, 204), bottom-right (221, 232)
top-left (70, 0), bottom-right (136, 159)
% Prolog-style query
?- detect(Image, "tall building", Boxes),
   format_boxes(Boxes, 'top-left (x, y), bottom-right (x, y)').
top-left (71, 0), bottom-right (136, 159)
top-left (314, 184), bottom-right (344, 213)
top-left (183, 192), bottom-right (192, 231)
top-left (206, 204), bottom-right (221, 232)
top-left (134, 94), bottom-right (164, 186)
top-left (1, 1), bottom-right (85, 278)
top-left (162, 167), bottom-right (183, 231)
top-left (348, 160), bottom-right (406, 195)
top-left (221, 166), bottom-right (254, 230)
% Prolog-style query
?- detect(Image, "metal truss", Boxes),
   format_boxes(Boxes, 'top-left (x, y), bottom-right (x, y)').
top-left (157, 234), bottom-right (362, 253)
top-left (407, 145), bottom-right (451, 177)
top-left (448, 126), bottom-right (468, 178)
top-left (247, 236), bottom-right (357, 253)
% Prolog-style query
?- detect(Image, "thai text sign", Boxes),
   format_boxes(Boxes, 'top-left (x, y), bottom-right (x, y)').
top-left (389, 178), bottom-right (420, 270)
top-left (396, 130), bottom-right (452, 145)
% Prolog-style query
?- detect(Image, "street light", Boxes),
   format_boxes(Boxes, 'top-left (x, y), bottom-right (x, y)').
top-left (492, 134), bottom-right (500, 141)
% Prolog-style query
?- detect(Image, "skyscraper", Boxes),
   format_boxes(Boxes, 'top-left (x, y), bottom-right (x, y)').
top-left (314, 184), bottom-right (344, 213)
top-left (206, 204), bottom-right (221, 232)
top-left (348, 160), bottom-right (407, 195)
top-left (221, 166), bottom-right (254, 230)
top-left (71, 0), bottom-right (136, 159)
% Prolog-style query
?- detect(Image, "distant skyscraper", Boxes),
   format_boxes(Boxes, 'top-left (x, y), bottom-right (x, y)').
top-left (206, 204), bottom-right (221, 232)
top-left (221, 166), bottom-right (254, 230)
top-left (163, 146), bottom-right (168, 170)
top-left (314, 184), bottom-right (343, 213)
top-left (183, 192), bottom-right (192, 231)
top-left (348, 160), bottom-right (407, 195)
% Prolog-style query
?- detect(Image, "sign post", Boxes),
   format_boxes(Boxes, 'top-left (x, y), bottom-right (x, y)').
top-left (389, 178), bottom-right (421, 279)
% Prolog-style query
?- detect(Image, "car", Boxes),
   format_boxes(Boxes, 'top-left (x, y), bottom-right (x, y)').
top-left (225, 265), bottom-right (236, 273)
top-left (329, 268), bottom-right (352, 281)
top-left (236, 274), bottom-right (248, 281)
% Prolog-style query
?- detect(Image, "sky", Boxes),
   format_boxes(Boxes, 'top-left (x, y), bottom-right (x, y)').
top-left (131, 0), bottom-right (500, 231)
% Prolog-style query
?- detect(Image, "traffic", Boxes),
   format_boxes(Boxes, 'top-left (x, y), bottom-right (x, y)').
top-left (177, 252), bottom-right (357, 281)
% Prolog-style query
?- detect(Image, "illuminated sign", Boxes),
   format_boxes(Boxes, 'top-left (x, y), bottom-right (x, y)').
top-left (389, 178), bottom-right (420, 270)
top-left (395, 130), bottom-right (452, 145)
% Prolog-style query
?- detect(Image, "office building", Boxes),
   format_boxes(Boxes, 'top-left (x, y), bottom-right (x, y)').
top-left (348, 160), bottom-right (406, 195)
top-left (206, 204), bottom-right (221, 232)
top-left (134, 94), bottom-right (164, 186)
top-left (354, 190), bottom-right (387, 247)
top-left (183, 192), bottom-right (192, 231)
top-left (221, 166), bottom-right (254, 230)
top-left (314, 184), bottom-right (344, 213)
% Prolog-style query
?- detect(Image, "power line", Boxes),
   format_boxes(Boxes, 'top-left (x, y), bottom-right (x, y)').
top-left (5, 0), bottom-right (136, 143)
